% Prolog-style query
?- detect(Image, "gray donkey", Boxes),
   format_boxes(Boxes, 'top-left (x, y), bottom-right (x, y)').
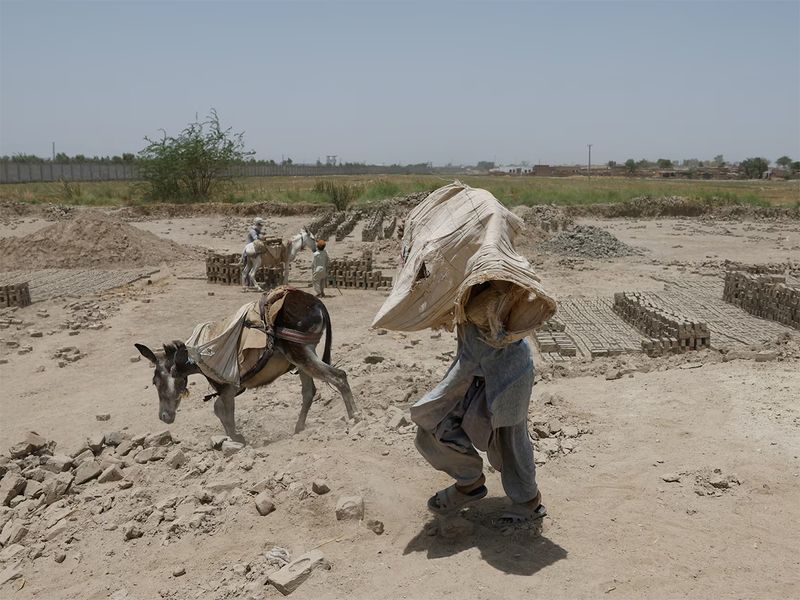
top-left (135, 292), bottom-right (359, 443)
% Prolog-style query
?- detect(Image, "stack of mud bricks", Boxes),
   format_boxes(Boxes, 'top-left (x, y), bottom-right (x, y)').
top-left (723, 271), bottom-right (799, 330)
top-left (205, 252), bottom-right (284, 288)
top-left (335, 211), bottom-right (361, 241)
top-left (613, 292), bottom-right (711, 356)
top-left (327, 249), bottom-right (393, 290)
top-left (206, 253), bottom-right (242, 285)
top-left (534, 318), bottom-right (577, 359)
top-left (360, 210), bottom-right (397, 241)
top-left (0, 282), bottom-right (31, 308)
top-left (310, 212), bottom-right (346, 241)
top-left (361, 209), bottom-right (385, 242)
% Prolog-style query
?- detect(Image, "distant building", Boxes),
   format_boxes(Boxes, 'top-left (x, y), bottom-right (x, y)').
top-left (489, 165), bottom-right (532, 175)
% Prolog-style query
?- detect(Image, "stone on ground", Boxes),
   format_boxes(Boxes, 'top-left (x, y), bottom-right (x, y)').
top-left (254, 492), bottom-right (276, 516)
top-left (335, 496), bottom-right (365, 521)
top-left (268, 550), bottom-right (330, 595)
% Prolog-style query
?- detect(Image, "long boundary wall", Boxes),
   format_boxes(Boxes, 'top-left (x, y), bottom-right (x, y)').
top-left (0, 163), bottom-right (433, 184)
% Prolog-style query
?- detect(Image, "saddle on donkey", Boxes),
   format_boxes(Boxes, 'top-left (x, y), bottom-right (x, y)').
top-left (185, 286), bottom-right (324, 387)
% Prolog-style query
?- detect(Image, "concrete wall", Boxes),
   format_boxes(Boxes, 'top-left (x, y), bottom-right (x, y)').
top-left (0, 163), bottom-right (432, 184)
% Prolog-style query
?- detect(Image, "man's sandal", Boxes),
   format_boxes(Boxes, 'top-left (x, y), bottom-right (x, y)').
top-left (494, 502), bottom-right (547, 526)
top-left (427, 484), bottom-right (488, 514)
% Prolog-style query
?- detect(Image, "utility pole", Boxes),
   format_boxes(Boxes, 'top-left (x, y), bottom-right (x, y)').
top-left (52, 142), bottom-right (55, 162)
top-left (587, 144), bottom-right (593, 178)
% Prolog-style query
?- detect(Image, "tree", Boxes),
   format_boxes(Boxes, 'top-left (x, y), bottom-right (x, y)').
top-left (607, 160), bottom-right (617, 167)
top-left (656, 158), bottom-right (673, 169)
top-left (776, 156), bottom-right (792, 169)
top-left (713, 154), bottom-right (725, 167)
top-left (624, 159), bottom-right (637, 174)
top-left (138, 109), bottom-right (252, 201)
top-left (791, 161), bottom-right (800, 173)
top-left (476, 161), bottom-right (495, 171)
top-left (740, 157), bottom-right (769, 179)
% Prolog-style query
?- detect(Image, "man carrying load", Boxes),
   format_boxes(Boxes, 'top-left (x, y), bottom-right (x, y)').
top-left (372, 182), bottom-right (557, 525)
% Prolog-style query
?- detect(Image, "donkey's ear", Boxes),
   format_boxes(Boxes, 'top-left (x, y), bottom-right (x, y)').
top-left (173, 342), bottom-right (189, 368)
top-left (135, 343), bottom-right (158, 365)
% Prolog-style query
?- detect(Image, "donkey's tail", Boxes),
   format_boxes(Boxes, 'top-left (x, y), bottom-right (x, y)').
top-left (319, 300), bottom-right (333, 365)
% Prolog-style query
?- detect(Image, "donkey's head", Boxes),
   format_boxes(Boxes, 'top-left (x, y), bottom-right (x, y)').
top-left (134, 341), bottom-right (191, 424)
top-left (300, 227), bottom-right (317, 251)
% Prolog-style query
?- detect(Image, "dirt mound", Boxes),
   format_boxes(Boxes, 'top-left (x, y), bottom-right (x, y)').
top-left (541, 225), bottom-right (643, 258)
top-left (513, 204), bottom-right (575, 231)
top-left (567, 196), bottom-right (800, 220)
top-left (0, 214), bottom-right (200, 270)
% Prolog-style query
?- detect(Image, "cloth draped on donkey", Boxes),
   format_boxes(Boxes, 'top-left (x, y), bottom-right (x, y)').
top-left (371, 181), bottom-right (557, 346)
top-left (185, 286), bottom-right (322, 386)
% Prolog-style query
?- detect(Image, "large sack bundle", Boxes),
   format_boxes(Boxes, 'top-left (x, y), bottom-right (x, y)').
top-left (185, 286), bottom-right (319, 385)
top-left (372, 182), bottom-right (556, 346)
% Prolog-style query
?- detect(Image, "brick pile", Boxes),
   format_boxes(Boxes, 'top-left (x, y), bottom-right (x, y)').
top-left (613, 292), bottom-right (711, 355)
top-left (205, 252), bottom-right (284, 288)
top-left (327, 250), bottom-right (393, 290)
top-left (532, 318), bottom-right (578, 361)
top-left (0, 282), bottom-right (31, 308)
top-left (383, 216), bottom-right (397, 239)
top-left (308, 211), bottom-right (346, 241)
top-left (334, 211), bottom-right (362, 241)
top-left (361, 209), bottom-right (385, 242)
top-left (723, 271), bottom-right (799, 330)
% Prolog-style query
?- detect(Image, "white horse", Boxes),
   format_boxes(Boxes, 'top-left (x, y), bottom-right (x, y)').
top-left (242, 227), bottom-right (317, 289)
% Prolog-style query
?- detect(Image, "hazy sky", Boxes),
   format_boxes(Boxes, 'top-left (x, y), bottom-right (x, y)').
top-left (1, 0), bottom-right (798, 165)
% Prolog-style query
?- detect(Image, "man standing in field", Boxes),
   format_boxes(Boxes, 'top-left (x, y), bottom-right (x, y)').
top-left (311, 239), bottom-right (329, 298)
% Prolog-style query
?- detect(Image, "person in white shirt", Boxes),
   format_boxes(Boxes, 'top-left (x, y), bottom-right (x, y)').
top-left (311, 239), bottom-right (329, 298)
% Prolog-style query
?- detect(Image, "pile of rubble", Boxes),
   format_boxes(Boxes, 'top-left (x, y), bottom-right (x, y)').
top-left (660, 467), bottom-right (742, 497)
top-left (529, 393), bottom-right (592, 465)
top-left (0, 426), bottom-right (386, 596)
top-left (541, 225), bottom-right (642, 258)
top-left (514, 204), bottom-right (574, 232)
top-left (60, 299), bottom-right (115, 332)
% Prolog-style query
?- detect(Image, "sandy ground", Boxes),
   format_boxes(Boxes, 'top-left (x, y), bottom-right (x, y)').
top-left (1, 211), bottom-right (799, 600)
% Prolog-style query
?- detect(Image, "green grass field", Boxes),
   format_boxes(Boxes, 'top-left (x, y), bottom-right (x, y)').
top-left (1, 174), bottom-right (797, 208)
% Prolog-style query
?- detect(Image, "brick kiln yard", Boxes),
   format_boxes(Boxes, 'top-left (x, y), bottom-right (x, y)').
top-left (0, 206), bottom-right (799, 600)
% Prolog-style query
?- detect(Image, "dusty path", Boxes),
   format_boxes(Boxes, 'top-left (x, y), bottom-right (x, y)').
top-left (0, 211), bottom-right (798, 599)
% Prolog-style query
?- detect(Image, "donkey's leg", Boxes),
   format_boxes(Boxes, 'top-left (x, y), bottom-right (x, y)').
top-left (213, 385), bottom-right (245, 443)
top-left (252, 255), bottom-right (263, 290)
top-left (286, 344), bottom-right (360, 422)
top-left (294, 371), bottom-right (317, 434)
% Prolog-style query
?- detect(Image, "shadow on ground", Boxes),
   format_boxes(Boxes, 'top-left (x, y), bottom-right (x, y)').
top-left (403, 497), bottom-right (567, 575)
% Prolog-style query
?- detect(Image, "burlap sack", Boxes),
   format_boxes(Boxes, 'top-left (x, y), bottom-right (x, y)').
top-left (372, 182), bottom-right (556, 346)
